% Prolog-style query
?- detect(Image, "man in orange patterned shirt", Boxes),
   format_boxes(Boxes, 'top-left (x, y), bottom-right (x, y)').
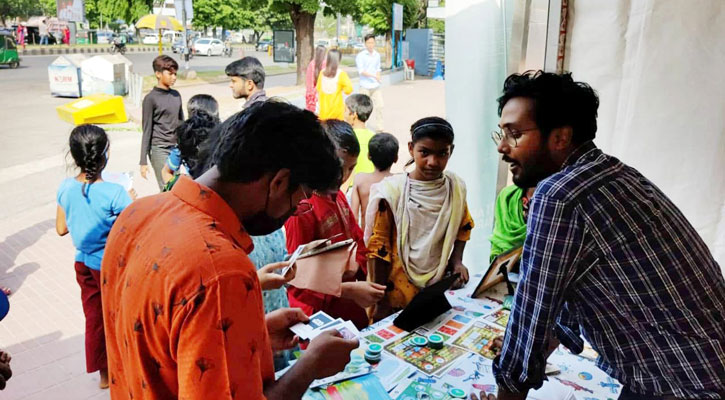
top-left (102, 102), bottom-right (359, 399)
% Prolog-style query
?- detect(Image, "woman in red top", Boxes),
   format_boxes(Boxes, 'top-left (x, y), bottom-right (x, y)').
top-left (285, 120), bottom-right (385, 329)
top-left (305, 45), bottom-right (327, 112)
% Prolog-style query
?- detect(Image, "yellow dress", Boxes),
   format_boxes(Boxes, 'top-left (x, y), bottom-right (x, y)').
top-left (366, 199), bottom-right (474, 313)
top-left (317, 69), bottom-right (353, 120)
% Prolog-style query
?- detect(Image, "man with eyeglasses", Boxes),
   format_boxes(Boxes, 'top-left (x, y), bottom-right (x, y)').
top-left (226, 56), bottom-right (268, 108)
top-left (101, 102), bottom-right (360, 400)
top-left (490, 71), bottom-right (725, 400)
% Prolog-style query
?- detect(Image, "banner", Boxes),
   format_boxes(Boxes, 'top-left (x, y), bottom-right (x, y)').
top-left (57, 0), bottom-right (85, 22)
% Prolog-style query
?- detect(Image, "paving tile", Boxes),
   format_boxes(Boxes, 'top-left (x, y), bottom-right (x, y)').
top-left (0, 78), bottom-right (445, 398)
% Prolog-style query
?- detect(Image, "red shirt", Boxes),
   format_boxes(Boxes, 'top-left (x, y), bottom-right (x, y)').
top-left (102, 176), bottom-right (274, 399)
top-left (284, 191), bottom-right (369, 329)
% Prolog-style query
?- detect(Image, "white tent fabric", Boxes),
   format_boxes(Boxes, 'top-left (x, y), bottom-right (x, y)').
top-left (446, 0), bottom-right (514, 272)
top-left (565, 0), bottom-right (725, 268)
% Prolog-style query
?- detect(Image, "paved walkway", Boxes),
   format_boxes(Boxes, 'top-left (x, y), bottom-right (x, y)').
top-left (0, 77), bottom-right (445, 399)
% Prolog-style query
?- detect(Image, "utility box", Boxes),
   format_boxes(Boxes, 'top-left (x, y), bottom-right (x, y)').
top-left (48, 54), bottom-right (86, 97)
top-left (105, 54), bottom-right (133, 87)
top-left (81, 55), bottom-right (126, 96)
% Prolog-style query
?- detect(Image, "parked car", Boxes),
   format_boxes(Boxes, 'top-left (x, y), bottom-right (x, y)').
top-left (351, 42), bottom-right (364, 51)
top-left (255, 40), bottom-right (272, 51)
top-left (142, 34), bottom-right (159, 45)
top-left (194, 38), bottom-right (224, 56)
top-left (162, 31), bottom-right (181, 44)
top-left (172, 38), bottom-right (185, 53)
top-left (96, 31), bottom-right (114, 44)
top-left (230, 32), bottom-right (246, 44)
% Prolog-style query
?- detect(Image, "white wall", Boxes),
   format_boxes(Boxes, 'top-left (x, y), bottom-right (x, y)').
top-left (446, 0), bottom-right (513, 272)
top-left (565, 0), bottom-right (725, 267)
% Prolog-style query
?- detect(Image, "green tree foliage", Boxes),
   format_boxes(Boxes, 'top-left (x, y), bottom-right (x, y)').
top-left (357, 0), bottom-right (421, 36)
top-left (236, 4), bottom-right (291, 43)
top-left (81, 0), bottom-right (152, 29)
top-left (0, 0), bottom-right (42, 24)
top-left (39, 0), bottom-right (56, 16)
top-left (0, 0), bottom-right (150, 27)
top-left (428, 18), bottom-right (444, 33)
top-left (268, 0), bottom-right (360, 84)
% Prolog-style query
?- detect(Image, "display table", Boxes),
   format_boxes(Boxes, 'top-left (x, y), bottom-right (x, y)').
top-left (299, 281), bottom-right (622, 400)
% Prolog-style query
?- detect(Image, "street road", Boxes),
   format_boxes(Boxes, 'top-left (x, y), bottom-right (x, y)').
top-left (0, 49), bottom-right (296, 220)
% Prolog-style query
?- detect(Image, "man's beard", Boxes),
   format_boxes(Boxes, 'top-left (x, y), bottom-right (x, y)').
top-left (505, 150), bottom-right (558, 189)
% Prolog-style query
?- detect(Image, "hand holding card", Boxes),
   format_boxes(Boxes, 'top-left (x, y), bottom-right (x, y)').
top-left (290, 310), bottom-right (335, 340)
top-left (266, 308), bottom-right (309, 351)
top-left (280, 244), bottom-right (306, 277)
top-left (258, 261), bottom-right (295, 291)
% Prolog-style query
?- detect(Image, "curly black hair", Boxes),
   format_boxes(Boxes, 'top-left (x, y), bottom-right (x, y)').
top-left (68, 124), bottom-right (109, 197)
top-left (497, 70), bottom-right (600, 144)
top-left (176, 111), bottom-right (220, 179)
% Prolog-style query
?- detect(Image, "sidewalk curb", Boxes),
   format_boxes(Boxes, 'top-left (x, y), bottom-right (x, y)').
top-left (21, 46), bottom-right (172, 56)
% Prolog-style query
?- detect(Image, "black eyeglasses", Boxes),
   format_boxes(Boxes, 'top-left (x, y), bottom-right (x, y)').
top-left (491, 127), bottom-right (538, 148)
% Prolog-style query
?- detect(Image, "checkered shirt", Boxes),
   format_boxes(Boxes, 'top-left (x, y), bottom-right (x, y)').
top-left (493, 142), bottom-right (725, 398)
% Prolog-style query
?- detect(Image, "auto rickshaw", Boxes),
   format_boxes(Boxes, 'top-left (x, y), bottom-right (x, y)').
top-left (0, 33), bottom-right (20, 69)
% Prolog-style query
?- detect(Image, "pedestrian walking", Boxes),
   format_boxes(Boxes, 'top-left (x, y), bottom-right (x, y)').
top-left (16, 24), bottom-right (26, 51)
top-left (317, 49), bottom-right (353, 121)
top-left (356, 34), bottom-right (384, 131)
top-left (56, 124), bottom-right (135, 389)
top-left (39, 19), bottom-right (49, 45)
top-left (305, 45), bottom-right (326, 112)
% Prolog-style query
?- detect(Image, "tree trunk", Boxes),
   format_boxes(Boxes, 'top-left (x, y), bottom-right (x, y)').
top-left (290, 5), bottom-right (315, 85)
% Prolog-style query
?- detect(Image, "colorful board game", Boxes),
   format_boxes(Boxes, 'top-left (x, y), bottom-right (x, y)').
top-left (303, 374), bottom-right (391, 400)
top-left (385, 332), bottom-right (468, 376)
top-left (394, 380), bottom-right (455, 400)
top-left (452, 323), bottom-right (505, 359)
top-left (355, 287), bottom-right (621, 400)
top-left (363, 323), bottom-right (406, 344)
top-left (483, 309), bottom-right (510, 328)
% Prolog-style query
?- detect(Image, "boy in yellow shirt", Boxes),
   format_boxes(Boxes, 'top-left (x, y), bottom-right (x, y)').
top-left (344, 94), bottom-right (376, 177)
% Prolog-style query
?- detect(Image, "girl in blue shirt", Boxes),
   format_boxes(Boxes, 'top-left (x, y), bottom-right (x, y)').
top-left (55, 125), bottom-right (134, 389)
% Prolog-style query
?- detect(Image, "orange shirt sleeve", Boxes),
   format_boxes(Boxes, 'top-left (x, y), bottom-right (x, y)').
top-left (171, 266), bottom-right (273, 399)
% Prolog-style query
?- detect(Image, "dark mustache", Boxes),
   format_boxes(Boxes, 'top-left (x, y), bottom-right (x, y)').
top-left (502, 155), bottom-right (517, 165)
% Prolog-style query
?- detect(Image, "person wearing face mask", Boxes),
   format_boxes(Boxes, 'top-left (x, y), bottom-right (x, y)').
top-left (285, 120), bottom-right (386, 331)
top-left (101, 102), bottom-right (360, 400)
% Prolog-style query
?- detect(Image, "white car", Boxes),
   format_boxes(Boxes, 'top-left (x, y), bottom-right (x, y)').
top-left (194, 38), bottom-right (224, 56)
top-left (143, 34), bottom-right (159, 45)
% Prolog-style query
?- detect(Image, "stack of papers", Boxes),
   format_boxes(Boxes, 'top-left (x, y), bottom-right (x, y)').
top-left (290, 311), bottom-right (361, 341)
